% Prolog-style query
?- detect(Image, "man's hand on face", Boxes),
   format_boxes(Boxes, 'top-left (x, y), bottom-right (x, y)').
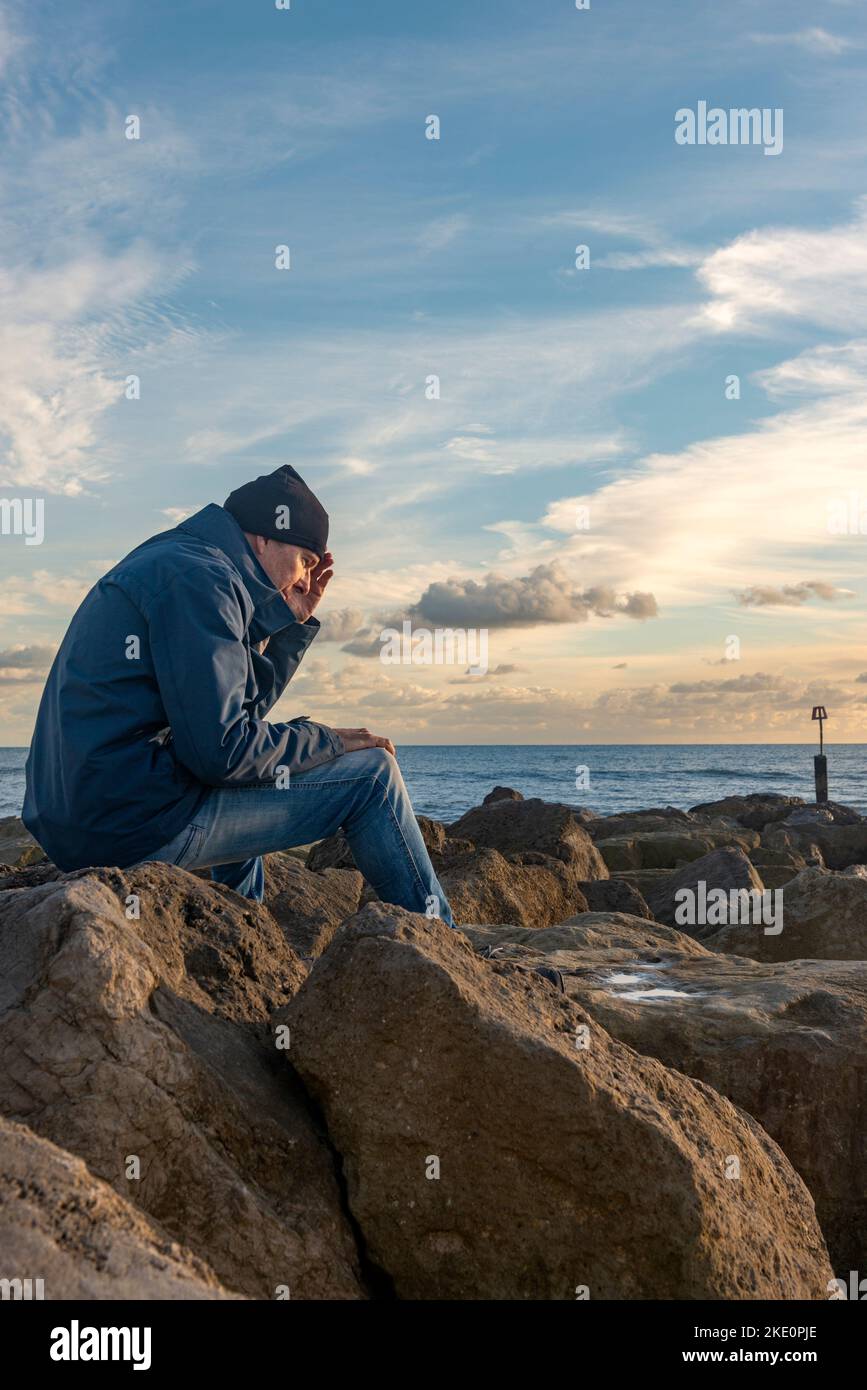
top-left (331, 726), bottom-right (396, 757)
top-left (282, 550), bottom-right (334, 623)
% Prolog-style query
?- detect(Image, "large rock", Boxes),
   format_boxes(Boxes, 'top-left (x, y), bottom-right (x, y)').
top-left (554, 946), bottom-right (867, 1275)
top-left (459, 913), bottom-right (708, 971)
top-left (305, 835), bottom-right (356, 873)
top-left (607, 867), bottom-right (673, 900)
top-left (0, 854), bottom-right (364, 961)
top-left (262, 852), bottom-right (363, 958)
top-left (760, 825), bottom-right (825, 868)
top-left (0, 815), bottom-right (45, 867)
top-left (578, 877), bottom-right (654, 920)
top-left (0, 867), bottom-right (364, 1299)
top-left (707, 867), bottom-right (867, 961)
top-left (595, 825), bottom-right (761, 874)
top-left (646, 846), bottom-right (765, 931)
top-left (763, 819), bottom-right (867, 870)
top-left (439, 846), bottom-right (589, 927)
top-left (0, 860), bottom-right (62, 890)
top-left (284, 902), bottom-right (832, 1300)
top-left (0, 1116), bottom-right (238, 1300)
top-left (786, 802), bottom-right (865, 827)
top-left (750, 844), bottom-right (808, 890)
top-left (689, 794), bottom-right (805, 830)
top-left (586, 807), bottom-right (696, 840)
top-left (447, 798), bottom-right (609, 879)
top-left (482, 786), bottom-right (524, 804)
top-left (754, 845), bottom-right (809, 869)
top-left (750, 863), bottom-right (802, 891)
top-left (307, 813), bottom-right (594, 928)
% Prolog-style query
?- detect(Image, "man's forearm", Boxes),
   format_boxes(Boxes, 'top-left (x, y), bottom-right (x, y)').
top-left (251, 618), bottom-right (319, 719)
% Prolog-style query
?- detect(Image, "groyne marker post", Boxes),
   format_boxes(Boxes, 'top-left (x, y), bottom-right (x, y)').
top-left (811, 705), bottom-right (828, 805)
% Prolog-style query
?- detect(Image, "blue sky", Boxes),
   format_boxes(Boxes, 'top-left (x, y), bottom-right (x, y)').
top-left (1, 0), bottom-right (867, 743)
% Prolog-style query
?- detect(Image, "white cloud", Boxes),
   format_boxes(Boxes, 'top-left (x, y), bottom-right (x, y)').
top-left (756, 341), bottom-right (867, 398)
top-left (0, 6), bottom-right (27, 80)
top-left (338, 456), bottom-right (376, 476)
top-left (735, 581), bottom-right (854, 608)
top-left (411, 563), bottom-right (658, 628)
top-left (0, 642), bottom-right (55, 681)
top-left (538, 337), bottom-right (867, 607)
top-left (696, 200), bottom-right (867, 333)
top-left (748, 28), bottom-right (854, 56)
top-left (0, 569), bottom-right (97, 615)
top-left (596, 248), bottom-right (702, 271)
top-left (316, 607), bottom-right (366, 642)
top-left (443, 429), bottom-right (629, 475)
top-left (274, 660), bottom-right (867, 744)
top-left (0, 67), bottom-right (208, 495)
top-left (160, 505), bottom-right (204, 524)
top-left (416, 213), bottom-right (470, 253)
top-left (168, 300), bottom-right (686, 513)
top-left (0, 245), bottom-right (193, 492)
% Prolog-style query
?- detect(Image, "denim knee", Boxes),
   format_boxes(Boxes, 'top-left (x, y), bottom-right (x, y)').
top-left (343, 745), bottom-right (402, 796)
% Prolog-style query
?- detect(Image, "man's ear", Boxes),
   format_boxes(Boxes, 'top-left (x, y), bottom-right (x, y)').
top-left (243, 530), bottom-right (267, 557)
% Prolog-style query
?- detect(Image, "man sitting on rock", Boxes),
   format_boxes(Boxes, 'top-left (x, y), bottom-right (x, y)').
top-left (23, 465), bottom-right (455, 924)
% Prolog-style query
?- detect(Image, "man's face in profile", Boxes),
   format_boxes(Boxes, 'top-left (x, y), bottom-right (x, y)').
top-left (244, 532), bottom-right (324, 620)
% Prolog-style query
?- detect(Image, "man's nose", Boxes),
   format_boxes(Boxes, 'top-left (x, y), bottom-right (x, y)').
top-left (297, 573), bottom-right (311, 593)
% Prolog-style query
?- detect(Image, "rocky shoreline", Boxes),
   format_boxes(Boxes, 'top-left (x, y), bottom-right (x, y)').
top-left (1, 785), bottom-right (864, 1299)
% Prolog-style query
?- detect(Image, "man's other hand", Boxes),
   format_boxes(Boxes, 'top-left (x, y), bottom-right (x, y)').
top-left (331, 726), bottom-right (396, 757)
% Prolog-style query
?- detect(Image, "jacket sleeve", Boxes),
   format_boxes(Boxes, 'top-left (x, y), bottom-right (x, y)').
top-left (250, 616), bottom-right (321, 720)
top-left (146, 567), bottom-right (344, 786)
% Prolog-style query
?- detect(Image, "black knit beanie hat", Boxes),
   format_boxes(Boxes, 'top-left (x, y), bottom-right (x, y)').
top-left (223, 465), bottom-right (329, 557)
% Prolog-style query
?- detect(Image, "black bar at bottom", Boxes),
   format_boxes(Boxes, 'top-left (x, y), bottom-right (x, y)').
top-left (4, 1297), bottom-right (863, 1375)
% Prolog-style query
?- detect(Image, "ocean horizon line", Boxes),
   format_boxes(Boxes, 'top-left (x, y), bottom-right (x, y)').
top-left (1, 741), bottom-right (865, 751)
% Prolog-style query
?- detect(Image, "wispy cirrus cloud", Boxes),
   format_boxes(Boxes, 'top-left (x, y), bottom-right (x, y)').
top-left (416, 213), bottom-right (470, 254)
top-left (443, 428), bottom-right (630, 475)
top-left (757, 341), bottom-right (867, 398)
top-left (0, 245), bottom-right (194, 493)
top-left (0, 569), bottom-right (99, 616)
top-left (696, 200), bottom-right (867, 333)
top-left (596, 247), bottom-right (702, 271)
top-left (160, 504), bottom-right (205, 524)
top-left (0, 6), bottom-right (26, 81)
top-left (748, 28), bottom-right (855, 56)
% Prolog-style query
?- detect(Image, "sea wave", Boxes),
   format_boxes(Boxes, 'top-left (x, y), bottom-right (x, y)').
top-left (684, 768), bottom-right (799, 779)
top-left (590, 767), bottom-right (800, 780)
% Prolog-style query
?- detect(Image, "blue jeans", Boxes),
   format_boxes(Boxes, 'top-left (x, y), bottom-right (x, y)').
top-left (138, 747), bottom-right (455, 928)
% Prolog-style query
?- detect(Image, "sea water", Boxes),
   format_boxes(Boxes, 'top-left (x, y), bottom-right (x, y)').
top-left (2, 743), bottom-right (865, 824)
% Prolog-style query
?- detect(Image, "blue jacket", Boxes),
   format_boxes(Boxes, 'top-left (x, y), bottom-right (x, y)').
top-left (23, 504), bottom-right (344, 870)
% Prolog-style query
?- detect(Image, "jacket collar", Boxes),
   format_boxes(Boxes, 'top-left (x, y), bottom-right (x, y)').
top-left (178, 504), bottom-right (298, 640)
